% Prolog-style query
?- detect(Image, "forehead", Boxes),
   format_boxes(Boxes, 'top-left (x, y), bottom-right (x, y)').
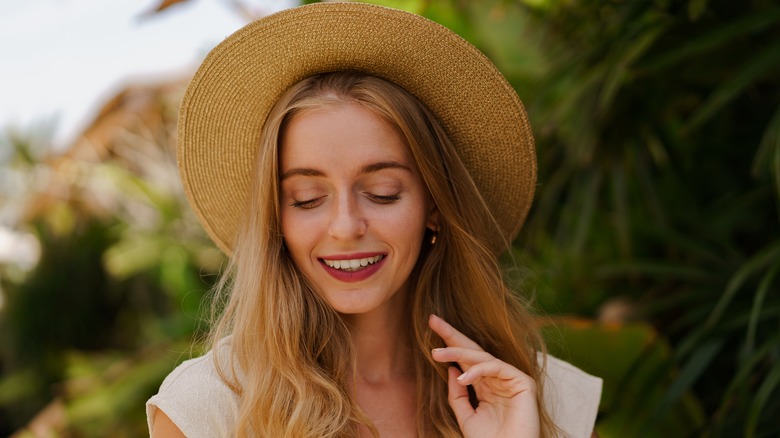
top-left (279, 101), bottom-right (414, 171)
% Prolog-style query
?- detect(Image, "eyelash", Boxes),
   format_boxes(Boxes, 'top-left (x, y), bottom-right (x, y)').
top-left (289, 193), bottom-right (401, 209)
top-left (367, 193), bottom-right (401, 204)
top-left (290, 198), bottom-right (323, 209)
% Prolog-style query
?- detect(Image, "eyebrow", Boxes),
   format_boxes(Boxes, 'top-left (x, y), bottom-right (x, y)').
top-left (280, 168), bottom-right (324, 181)
top-left (280, 161), bottom-right (412, 181)
top-left (361, 161), bottom-right (412, 174)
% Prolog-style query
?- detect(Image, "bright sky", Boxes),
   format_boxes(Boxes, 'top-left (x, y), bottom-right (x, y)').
top-left (0, 0), bottom-right (297, 150)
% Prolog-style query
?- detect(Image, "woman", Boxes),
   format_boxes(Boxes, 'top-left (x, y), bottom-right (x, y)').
top-left (147, 3), bottom-right (601, 437)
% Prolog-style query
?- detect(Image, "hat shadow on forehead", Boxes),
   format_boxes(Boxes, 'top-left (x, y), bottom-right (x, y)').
top-left (177, 2), bottom-right (536, 256)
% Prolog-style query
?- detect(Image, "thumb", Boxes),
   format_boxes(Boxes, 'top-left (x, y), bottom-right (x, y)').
top-left (447, 366), bottom-right (475, 427)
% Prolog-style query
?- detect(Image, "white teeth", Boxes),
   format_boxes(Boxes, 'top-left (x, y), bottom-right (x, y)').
top-left (323, 255), bottom-right (383, 271)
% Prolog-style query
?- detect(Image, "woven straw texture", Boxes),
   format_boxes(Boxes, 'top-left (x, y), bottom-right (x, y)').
top-left (178, 2), bottom-right (536, 256)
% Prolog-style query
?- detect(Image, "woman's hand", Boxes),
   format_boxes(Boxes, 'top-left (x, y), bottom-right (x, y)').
top-left (429, 314), bottom-right (540, 438)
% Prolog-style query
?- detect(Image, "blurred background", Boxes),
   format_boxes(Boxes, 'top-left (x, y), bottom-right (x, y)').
top-left (0, 0), bottom-right (778, 436)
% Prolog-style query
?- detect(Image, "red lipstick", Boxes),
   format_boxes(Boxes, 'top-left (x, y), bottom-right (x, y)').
top-left (319, 253), bottom-right (386, 282)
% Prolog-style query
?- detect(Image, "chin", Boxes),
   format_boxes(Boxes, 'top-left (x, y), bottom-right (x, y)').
top-left (321, 290), bottom-right (392, 317)
top-left (329, 300), bottom-right (382, 316)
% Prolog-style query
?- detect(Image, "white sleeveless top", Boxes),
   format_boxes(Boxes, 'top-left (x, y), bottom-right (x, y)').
top-left (147, 348), bottom-right (601, 437)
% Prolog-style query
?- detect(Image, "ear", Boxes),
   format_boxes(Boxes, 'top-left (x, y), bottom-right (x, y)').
top-left (426, 204), bottom-right (440, 231)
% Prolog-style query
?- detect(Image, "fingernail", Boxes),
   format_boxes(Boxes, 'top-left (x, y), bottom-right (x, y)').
top-left (457, 371), bottom-right (468, 381)
top-left (432, 348), bottom-right (444, 354)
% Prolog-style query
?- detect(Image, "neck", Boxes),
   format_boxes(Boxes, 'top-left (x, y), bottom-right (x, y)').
top-left (342, 289), bottom-right (414, 384)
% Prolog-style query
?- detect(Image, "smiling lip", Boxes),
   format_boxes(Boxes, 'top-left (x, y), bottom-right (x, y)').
top-left (319, 253), bottom-right (386, 282)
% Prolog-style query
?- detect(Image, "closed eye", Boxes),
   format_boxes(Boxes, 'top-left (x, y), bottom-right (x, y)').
top-left (367, 193), bottom-right (401, 204)
top-left (290, 197), bottom-right (325, 209)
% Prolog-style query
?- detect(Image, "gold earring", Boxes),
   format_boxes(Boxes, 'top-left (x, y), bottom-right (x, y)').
top-left (430, 229), bottom-right (438, 245)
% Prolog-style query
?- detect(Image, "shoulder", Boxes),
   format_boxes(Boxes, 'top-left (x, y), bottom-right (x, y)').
top-left (147, 346), bottom-right (239, 438)
top-left (538, 352), bottom-right (602, 438)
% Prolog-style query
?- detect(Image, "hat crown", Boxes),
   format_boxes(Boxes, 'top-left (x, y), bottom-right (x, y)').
top-left (179, 2), bottom-right (536, 256)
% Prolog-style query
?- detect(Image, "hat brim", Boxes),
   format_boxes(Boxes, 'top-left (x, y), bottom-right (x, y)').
top-left (178, 2), bottom-right (536, 256)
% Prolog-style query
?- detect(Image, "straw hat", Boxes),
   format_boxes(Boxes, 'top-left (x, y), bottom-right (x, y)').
top-left (178, 2), bottom-right (536, 256)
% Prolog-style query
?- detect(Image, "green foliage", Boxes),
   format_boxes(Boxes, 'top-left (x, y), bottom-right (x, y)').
top-left (543, 319), bottom-right (705, 436)
top-left (506, 0), bottom-right (779, 435)
top-left (0, 108), bottom-right (221, 434)
top-left (62, 343), bottom-right (201, 437)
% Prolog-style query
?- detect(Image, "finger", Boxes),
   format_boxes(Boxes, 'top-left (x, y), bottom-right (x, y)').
top-left (428, 314), bottom-right (482, 350)
top-left (446, 366), bottom-right (474, 427)
top-left (459, 360), bottom-right (537, 398)
top-left (433, 347), bottom-right (536, 395)
top-left (431, 346), bottom-right (494, 366)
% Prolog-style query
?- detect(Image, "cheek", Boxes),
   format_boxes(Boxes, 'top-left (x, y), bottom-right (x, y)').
top-left (373, 202), bottom-right (429, 246)
top-left (280, 210), bottom-right (315, 261)
top-left (397, 211), bottom-right (428, 235)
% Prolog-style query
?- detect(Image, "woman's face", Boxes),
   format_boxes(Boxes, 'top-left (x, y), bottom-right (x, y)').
top-left (279, 101), bottom-right (437, 317)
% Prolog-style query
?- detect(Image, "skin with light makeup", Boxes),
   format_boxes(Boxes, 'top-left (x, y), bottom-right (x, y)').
top-left (153, 101), bottom-right (542, 437)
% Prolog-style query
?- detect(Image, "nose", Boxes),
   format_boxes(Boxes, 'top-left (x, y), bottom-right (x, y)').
top-left (328, 192), bottom-right (367, 240)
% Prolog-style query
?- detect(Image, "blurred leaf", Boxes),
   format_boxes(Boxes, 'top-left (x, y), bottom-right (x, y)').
top-left (103, 235), bottom-right (165, 280)
top-left (359, 0), bottom-right (425, 14)
top-left (707, 242), bottom-right (780, 328)
top-left (542, 319), bottom-right (705, 437)
top-left (597, 260), bottom-right (715, 282)
top-left (598, 27), bottom-right (663, 114)
top-left (63, 343), bottom-right (197, 437)
top-left (140, 0), bottom-right (191, 17)
top-left (0, 369), bottom-right (42, 406)
top-left (753, 105), bottom-right (780, 215)
top-left (745, 363), bottom-right (780, 437)
top-left (643, 7), bottom-right (780, 72)
top-left (643, 339), bottom-right (722, 433)
top-left (688, 0), bottom-right (708, 21)
top-left (609, 164), bottom-right (630, 256)
top-left (743, 263), bottom-right (778, 359)
top-left (718, 332), bottom-right (780, 418)
top-left (687, 42), bottom-right (780, 130)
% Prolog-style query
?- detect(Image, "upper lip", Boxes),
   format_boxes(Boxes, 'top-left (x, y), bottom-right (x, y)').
top-left (319, 252), bottom-right (385, 261)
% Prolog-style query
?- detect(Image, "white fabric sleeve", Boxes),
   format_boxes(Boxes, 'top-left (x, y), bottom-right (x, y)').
top-left (146, 350), bottom-right (239, 438)
top-left (539, 353), bottom-right (603, 438)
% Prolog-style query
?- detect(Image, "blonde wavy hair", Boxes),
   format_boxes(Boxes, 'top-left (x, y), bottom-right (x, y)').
top-left (207, 72), bottom-right (554, 437)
